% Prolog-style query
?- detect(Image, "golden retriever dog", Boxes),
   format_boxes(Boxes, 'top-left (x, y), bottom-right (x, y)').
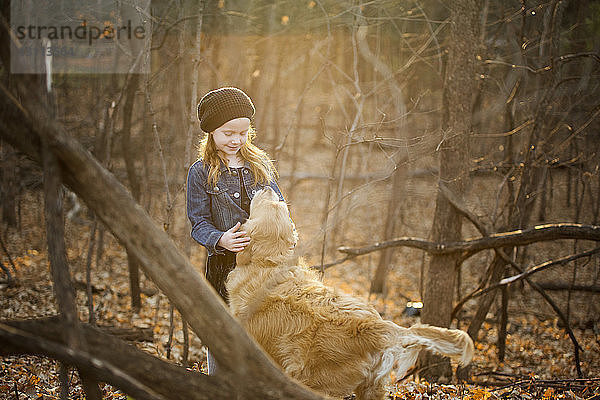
top-left (226, 187), bottom-right (474, 400)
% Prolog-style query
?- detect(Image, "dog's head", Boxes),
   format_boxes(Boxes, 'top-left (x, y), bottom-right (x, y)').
top-left (237, 187), bottom-right (297, 267)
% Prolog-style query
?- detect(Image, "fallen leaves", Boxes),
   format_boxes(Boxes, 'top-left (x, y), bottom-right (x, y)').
top-left (388, 380), bottom-right (600, 400)
top-left (1, 231), bottom-right (599, 399)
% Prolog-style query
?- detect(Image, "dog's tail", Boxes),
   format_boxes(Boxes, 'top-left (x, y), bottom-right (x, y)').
top-left (376, 322), bottom-right (474, 381)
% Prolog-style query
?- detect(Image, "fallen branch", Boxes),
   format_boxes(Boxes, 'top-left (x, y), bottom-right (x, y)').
top-left (483, 51), bottom-right (600, 74)
top-left (1, 316), bottom-right (234, 399)
top-left (338, 223), bottom-right (600, 257)
top-left (0, 322), bottom-right (166, 400)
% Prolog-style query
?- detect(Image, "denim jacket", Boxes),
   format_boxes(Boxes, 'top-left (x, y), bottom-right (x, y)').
top-left (186, 159), bottom-right (284, 256)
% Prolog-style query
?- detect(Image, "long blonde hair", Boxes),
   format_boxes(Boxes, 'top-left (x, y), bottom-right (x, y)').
top-left (197, 126), bottom-right (278, 187)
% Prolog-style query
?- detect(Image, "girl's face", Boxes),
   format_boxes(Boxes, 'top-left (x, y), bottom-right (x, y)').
top-left (211, 117), bottom-right (250, 158)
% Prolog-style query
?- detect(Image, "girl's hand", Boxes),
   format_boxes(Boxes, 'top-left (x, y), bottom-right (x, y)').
top-left (217, 222), bottom-right (250, 252)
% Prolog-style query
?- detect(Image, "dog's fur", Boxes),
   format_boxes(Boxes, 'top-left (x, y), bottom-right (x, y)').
top-left (226, 187), bottom-right (474, 399)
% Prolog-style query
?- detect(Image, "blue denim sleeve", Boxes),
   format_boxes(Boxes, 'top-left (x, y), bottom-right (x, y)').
top-left (186, 162), bottom-right (225, 256)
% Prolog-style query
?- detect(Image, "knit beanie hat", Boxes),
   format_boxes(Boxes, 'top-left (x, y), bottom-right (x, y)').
top-left (197, 87), bottom-right (255, 133)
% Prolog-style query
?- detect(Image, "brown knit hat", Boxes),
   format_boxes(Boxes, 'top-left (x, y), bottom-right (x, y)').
top-left (197, 87), bottom-right (255, 132)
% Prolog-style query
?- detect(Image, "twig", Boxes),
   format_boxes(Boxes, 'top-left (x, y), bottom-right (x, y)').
top-left (548, 104), bottom-right (600, 158)
top-left (144, 86), bottom-right (172, 229)
top-left (473, 370), bottom-right (529, 380)
top-left (483, 52), bottom-right (600, 73)
top-left (473, 119), bottom-right (533, 138)
top-left (150, 13), bottom-right (205, 51)
top-left (499, 247), bottom-right (600, 286)
top-left (310, 255), bottom-right (353, 271)
top-left (439, 183), bottom-right (490, 234)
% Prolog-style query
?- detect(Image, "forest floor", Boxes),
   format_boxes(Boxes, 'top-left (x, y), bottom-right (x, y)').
top-left (1, 224), bottom-right (599, 400)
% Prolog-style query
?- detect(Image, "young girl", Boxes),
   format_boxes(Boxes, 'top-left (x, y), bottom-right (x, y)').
top-left (187, 87), bottom-right (285, 375)
top-left (186, 86), bottom-right (285, 302)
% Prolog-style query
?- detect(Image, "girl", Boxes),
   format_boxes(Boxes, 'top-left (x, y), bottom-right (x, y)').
top-left (187, 87), bottom-right (285, 301)
top-left (186, 87), bottom-right (284, 375)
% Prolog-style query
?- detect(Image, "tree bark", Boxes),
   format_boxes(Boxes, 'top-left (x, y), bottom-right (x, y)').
top-left (419, 0), bottom-right (480, 382)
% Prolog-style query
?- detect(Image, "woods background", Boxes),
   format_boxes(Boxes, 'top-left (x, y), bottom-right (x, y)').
top-left (1, 0), bottom-right (599, 398)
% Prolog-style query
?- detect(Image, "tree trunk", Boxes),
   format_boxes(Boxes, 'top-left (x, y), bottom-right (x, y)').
top-left (419, 0), bottom-right (480, 382)
top-left (121, 72), bottom-right (143, 312)
top-left (42, 132), bottom-right (102, 400)
top-left (370, 167), bottom-right (404, 293)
